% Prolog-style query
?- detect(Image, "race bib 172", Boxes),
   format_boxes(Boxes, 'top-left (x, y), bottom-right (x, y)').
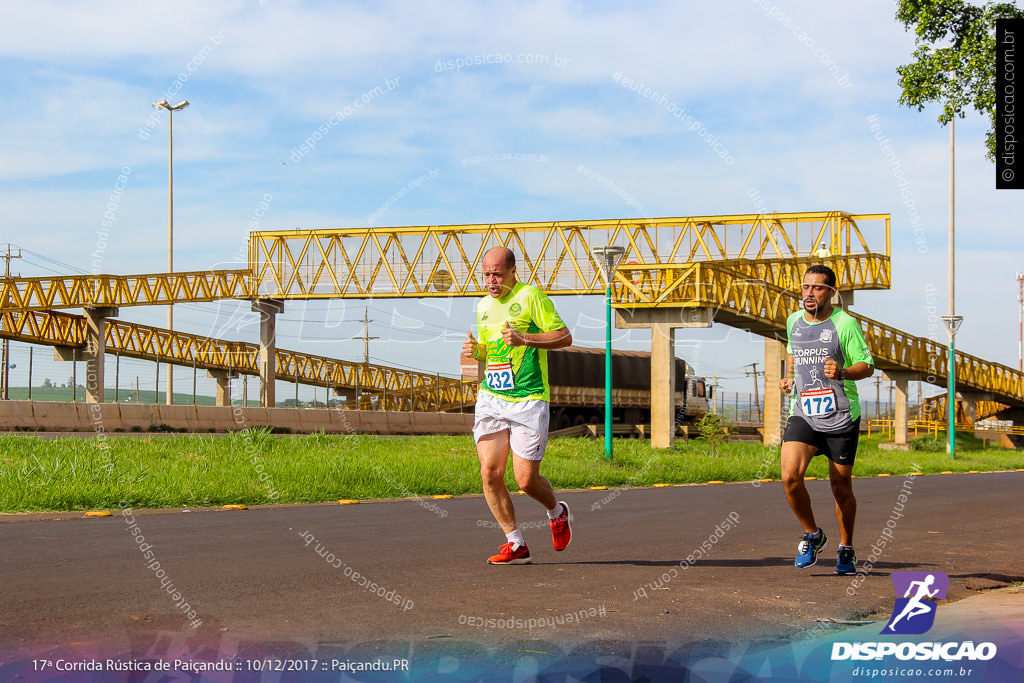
top-left (800, 387), bottom-right (836, 417)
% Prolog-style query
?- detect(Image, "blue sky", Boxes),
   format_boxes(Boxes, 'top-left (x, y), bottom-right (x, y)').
top-left (0, 0), bottom-right (1020, 400)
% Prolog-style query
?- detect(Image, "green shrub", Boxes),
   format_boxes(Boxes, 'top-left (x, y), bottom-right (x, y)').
top-left (910, 435), bottom-right (945, 452)
top-left (696, 413), bottom-right (729, 455)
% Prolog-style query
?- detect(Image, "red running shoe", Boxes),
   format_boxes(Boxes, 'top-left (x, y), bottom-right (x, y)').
top-left (487, 542), bottom-right (532, 565)
top-left (550, 501), bottom-right (572, 551)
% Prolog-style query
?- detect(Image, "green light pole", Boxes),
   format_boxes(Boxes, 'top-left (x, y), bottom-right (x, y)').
top-left (592, 245), bottom-right (625, 461)
top-left (942, 315), bottom-right (962, 458)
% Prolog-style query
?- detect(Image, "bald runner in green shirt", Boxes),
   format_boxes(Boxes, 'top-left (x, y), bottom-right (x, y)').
top-left (463, 247), bottom-right (574, 565)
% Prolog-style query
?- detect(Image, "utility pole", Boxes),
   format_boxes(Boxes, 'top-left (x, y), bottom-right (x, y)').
top-left (1017, 273), bottom-right (1023, 371)
top-left (745, 362), bottom-right (761, 422)
top-left (353, 307), bottom-right (379, 365)
top-left (1, 245), bottom-right (22, 400)
top-left (874, 375), bottom-right (883, 419)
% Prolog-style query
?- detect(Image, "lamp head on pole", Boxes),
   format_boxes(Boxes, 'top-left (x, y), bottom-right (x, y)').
top-left (153, 99), bottom-right (190, 112)
top-left (591, 245), bottom-right (626, 284)
top-left (940, 315), bottom-right (963, 337)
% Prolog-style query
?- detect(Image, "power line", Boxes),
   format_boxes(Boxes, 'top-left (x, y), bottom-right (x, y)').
top-left (13, 246), bottom-right (85, 274)
top-left (367, 354), bottom-right (459, 377)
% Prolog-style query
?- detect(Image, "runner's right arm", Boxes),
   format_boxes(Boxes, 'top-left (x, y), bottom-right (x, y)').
top-left (463, 330), bottom-right (486, 360)
top-left (779, 353), bottom-right (795, 393)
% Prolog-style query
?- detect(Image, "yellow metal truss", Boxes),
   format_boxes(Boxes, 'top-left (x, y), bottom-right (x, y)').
top-left (0, 214), bottom-right (887, 311)
top-left (247, 212), bottom-right (891, 299)
top-left (608, 254), bottom-right (890, 309)
top-left (919, 395), bottom-right (1008, 423)
top-left (0, 270), bottom-right (250, 313)
top-left (658, 262), bottom-right (1024, 405)
top-left (0, 309), bottom-right (472, 411)
top-left (1, 211), bottom-right (1020, 408)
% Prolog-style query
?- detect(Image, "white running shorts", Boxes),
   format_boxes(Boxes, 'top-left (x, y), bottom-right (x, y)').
top-left (472, 391), bottom-right (551, 461)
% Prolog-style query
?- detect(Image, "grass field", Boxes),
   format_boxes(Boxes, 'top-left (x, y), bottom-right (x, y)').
top-left (0, 429), bottom-right (1021, 513)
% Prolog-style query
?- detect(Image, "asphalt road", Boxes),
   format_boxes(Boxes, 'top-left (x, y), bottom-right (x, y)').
top-left (1, 471), bottom-right (1022, 676)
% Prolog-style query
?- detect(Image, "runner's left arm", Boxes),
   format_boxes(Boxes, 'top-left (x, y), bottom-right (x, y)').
top-left (823, 359), bottom-right (873, 381)
top-left (502, 323), bottom-right (572, 349)
top-left (827, 314), bottom-right (875, 381)
top-left (501, 289), bottom-right (572, 348)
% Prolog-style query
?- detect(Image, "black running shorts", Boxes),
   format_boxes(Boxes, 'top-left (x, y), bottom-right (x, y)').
top-left (782, 415), bottom-right (861, 467)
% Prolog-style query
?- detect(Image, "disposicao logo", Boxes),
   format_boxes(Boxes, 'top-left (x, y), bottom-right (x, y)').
top-left (831, 571), bottom-right (997, 662)
top-left (883, 571), bottom-right (948, 635)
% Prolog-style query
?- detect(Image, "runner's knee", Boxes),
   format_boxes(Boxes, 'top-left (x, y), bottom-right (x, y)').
top-left (782, 471), bottom-right (805, 490)
top-left (514, 470), bottom-right (538, 491)
top-left (830, 479), bottom-right (854, 501)
top-left (480, 464), bottom-right (506, 486)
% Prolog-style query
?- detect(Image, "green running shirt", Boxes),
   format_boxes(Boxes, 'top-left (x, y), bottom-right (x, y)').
top-left (476, 281), bottom-right (566, 402)
top-left (786, 308), bottom-right (874, 431)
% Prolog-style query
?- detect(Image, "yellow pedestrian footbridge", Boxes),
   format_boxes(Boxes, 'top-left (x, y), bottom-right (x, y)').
top-left (1, 211), bottom-right (1020, 444)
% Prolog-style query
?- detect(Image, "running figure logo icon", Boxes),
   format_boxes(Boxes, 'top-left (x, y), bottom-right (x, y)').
top-left (883, 571), bottom-right (949, 634)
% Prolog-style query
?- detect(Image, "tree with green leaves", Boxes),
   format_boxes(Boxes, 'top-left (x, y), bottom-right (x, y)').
top-left (696, 412), bottom-right (729, 456)
top-left (896, 0), bottom-right (1024, 160)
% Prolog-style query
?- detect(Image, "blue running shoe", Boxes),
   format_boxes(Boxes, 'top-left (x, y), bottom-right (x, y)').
top-left (795, 528), bottom-right (827, 568)
top-left (836, 545), bottom-right (856, 575)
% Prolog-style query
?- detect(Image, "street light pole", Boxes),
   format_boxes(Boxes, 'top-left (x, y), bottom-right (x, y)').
top-left (152, 98), bottom-right (189, 405)
top-left (941, 115), bottom-right (962, 459)
top-left (592, 245), bottom-right (625, 461)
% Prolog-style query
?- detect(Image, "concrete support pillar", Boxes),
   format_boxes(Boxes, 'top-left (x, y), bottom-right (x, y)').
top-left (763, 337), bottom-right (787, 446)
top-left (886, 373), bottom-right (911, 445)
top-left (832, 290), bottom-right (854, 308)
top-left (83, 307), bottom-right (118, 404)
top-left (207, 369), bottom-right (238, 407)
top-left (960, 392), bottom-right (992, 428)
top-left (650, 323), bottom-right (676, 449)
top-left (251, 299), bottom-right (285, 408)
top-left (893, 376), bottom-right (908, 445)
top-left (963, 400), bottom-right (976, 427)
top-left (616, 306), bottom-right (712, 449)
top-left (879, 371), bottom-right (918, 446)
